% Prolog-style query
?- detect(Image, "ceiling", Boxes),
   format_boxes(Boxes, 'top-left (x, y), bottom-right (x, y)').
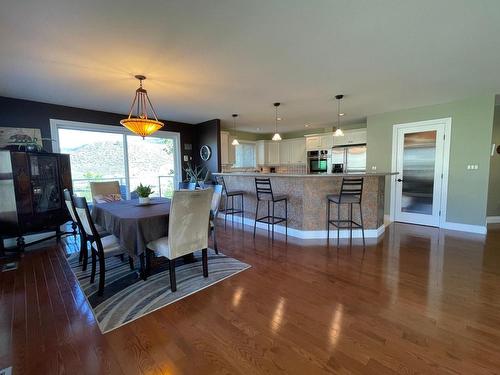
top-left (1, 0), bottom-right (500, 133)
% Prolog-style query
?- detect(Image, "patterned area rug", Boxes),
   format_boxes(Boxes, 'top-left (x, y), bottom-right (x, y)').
top-left (66, 249), bottom-right (250, 333)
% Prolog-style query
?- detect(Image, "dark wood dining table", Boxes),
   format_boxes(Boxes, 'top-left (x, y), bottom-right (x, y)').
top-left (91, 198), bottom-right (171, 262)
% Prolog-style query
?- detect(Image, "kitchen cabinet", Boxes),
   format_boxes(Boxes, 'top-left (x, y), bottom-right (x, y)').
top-left (228, 135), bottom-right (236, 164)
top-left (333, 129), bottom-right (367, 146)
top-left (256, 138), bottom-right (305, 165)
top-left (256, 140), bottom-right (266, 165)
top-left (220, 131), bottom-right (229, 165)
top-left (305, 133), bottom-right (334, 150)
top-left (267, 142), bottom-right (280, 165)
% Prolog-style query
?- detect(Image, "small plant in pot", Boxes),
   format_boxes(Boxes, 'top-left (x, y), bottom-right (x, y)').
top-left (135, 183), bottom-right (154, 205)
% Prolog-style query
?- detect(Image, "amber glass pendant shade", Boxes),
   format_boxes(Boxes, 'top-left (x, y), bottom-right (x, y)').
top-left (120, 75), bottom-right (164, 138)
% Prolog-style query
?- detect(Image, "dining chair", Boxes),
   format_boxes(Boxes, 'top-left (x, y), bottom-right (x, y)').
top-left (210, 185), bottom-right (223, 254)
top-left (145, 189), bottom-right (213, 292)
top-left (178, 181), bottom-right (197, 190)
top-left (90, 181), bottom-right (122, 204)
top-left (72, 196), bottom-right (128, 296)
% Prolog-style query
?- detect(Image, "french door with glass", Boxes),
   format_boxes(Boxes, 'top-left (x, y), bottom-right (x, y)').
top-left (392, 119), bottom-right (449, 227)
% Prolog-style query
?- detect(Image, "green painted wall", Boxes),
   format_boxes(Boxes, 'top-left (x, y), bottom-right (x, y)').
top-left (224, 122), bottom-right (367, 141)
top-left (367, 95), bottom-right (495, 227)
top-left (487, 105), bottom-right (500, 216)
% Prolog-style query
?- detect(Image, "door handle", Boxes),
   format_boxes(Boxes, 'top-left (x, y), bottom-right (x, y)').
top-left (397, 178), bottom-right (403, 182)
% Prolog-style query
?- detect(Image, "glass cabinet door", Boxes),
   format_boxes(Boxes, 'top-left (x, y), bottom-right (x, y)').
top-left (29, 155), bottom-right (62, 213)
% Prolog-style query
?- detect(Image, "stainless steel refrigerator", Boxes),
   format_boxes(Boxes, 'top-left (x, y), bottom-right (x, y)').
top-left (331, 144), bottom-right (367, 173)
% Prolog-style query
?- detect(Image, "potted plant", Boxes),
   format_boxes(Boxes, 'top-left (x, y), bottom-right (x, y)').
top-left (135, 183), bottom-right (154, 204)
top-left (183, 163), bottom-right (210, 187)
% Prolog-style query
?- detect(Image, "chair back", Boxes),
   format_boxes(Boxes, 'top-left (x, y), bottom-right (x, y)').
top-left (215, 175), bottom-right (227, 194)
top-left (210, 185), bottom-right (223, 218)
top-left (339, 177), bottom-right (364, 203)
top-left (72, 196), bottom-right (101, 239)
top-left (168, 189), bottom-right (212, 258)
top-left (255, 178), bottom-right (274, 201)
top-left (63, 189), bottom-right (78, 223)
top-left (90, 181), bottom-right (121, 203)
top-left (178, 182), bottom-right (197, 190)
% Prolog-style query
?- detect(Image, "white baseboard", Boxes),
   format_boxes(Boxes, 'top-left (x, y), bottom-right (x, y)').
top-left (218, 213), bottom-right (385, 239)
top-left (442, 221), bottom-right (487, 235)
top-left (487, 216), bottom-right (500, 224)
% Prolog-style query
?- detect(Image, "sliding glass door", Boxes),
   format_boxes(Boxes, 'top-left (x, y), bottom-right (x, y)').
top-left (51, 120), bottom-right (180, 201)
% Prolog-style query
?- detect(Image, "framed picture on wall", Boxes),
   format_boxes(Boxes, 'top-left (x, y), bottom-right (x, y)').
top-left (0, 127), bottom-right (43, 150)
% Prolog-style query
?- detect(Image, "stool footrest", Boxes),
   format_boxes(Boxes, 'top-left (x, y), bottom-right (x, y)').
top-left (256, 215), bottom-right (287, 225)
top-left (328, 219), bottom-right (363, 229)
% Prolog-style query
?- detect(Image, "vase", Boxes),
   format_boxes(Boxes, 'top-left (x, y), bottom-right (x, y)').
top-left (139, 196), bottom-right (150, 205)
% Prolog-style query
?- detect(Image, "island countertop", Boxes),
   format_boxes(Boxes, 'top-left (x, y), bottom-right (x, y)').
top-left (213, 172), bottom-right (397, 177)
top-left (214, 172), bottom-right (390, 239)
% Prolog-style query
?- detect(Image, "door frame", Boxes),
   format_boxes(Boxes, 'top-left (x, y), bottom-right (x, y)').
top-left (49, 119), bottom-right (182, 197)
top-left (389, 117), bottom-right (452, 227)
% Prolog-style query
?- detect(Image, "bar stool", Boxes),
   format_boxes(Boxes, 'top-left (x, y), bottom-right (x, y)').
top-left (253, 178), bottom-right (288, 240)
top-left (327, 177), bottom-right (365, 246)
top-left (215, 175), bottom-right (245, 228)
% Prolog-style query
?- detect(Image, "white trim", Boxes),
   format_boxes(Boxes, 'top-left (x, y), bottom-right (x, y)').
top-left (487, 216), bottom-right (500, 224)
top-left (49, 118), bottom-right (182, 191)
top-left (218, 213), bottom-right (385, 239)
top-left (442, 221), bottom-right (487, 235)
top-left (389, 117), bottom-right (452, 228)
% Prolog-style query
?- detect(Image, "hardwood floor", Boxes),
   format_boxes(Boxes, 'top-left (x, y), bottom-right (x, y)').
top-left (1, 222), bottom-right (500, 374)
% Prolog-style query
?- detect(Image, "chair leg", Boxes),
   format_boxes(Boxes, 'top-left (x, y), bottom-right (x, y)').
top-left (202, 248), bottom-right (208, 277)
top-left (253, 200), bottom-right (259, 237)
top-left (359, 203), bottom-right (366, 247)
top-left (128, 256), bottom-right (135, 271)
top-left (224, 195), bottom-right (228, 229)
top-left (79, 233), bottom-right (84, 263)
top-left (98, 254), bottom-right (105, 296)
top-left (349, 203), bottom-right (353, 246)
top-left (267, 201), bottom-right (270, 235)
top-left (241, 195), bottom-right (245, 227)
top-left (139, 253), bottom-right (146, 281)
top-left (90, 249), bottom-right (96, 283)
top-left (231, 195), bottom-right (235, 225)
top-left (145, 249), bottom-right (152, 277)
top-left (81, 235), bottom-right (89, 271)
top-left (119, 254), bottom-right (124, 262)
top-left (285, 199), bottom-right (288, 239)
top-left (337, 203), bottom-right (340, 247)
top-left (271, 201), bottom-right (275, 241)
top-left (169, 259), bottom-right (177, 292)
top-left (213, 225), bottom-right (218, 254)
top-left (327, 200), bottom-right (330, 241)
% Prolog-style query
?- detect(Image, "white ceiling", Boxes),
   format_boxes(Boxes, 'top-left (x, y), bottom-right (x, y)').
top-left (1, 0), bottom-right (500, 133)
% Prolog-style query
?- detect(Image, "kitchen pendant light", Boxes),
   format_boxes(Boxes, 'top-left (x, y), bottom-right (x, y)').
top-left (333, 94), bottom-right (345, 137)
top-left (120, 75), bottom-right (164, 138)
top-left (231, 114), bottom-right (240, 146)
top-left (272, 102), bottom-right (282, 141)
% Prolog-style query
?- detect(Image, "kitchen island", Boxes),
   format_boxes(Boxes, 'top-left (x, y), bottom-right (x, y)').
top-left (213, 172), bottom-right (396, 239)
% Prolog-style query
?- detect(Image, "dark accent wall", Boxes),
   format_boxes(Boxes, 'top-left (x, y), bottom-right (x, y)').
top-left (192, 119), bottom-right (221, 180)
top-left (0, 96), bottom-right (221, 179)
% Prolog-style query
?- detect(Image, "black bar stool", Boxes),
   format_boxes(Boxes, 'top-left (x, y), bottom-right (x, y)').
top-left (327, 177), bottom-right (365, 246)
top-left (215, 175), bottom-right (245, 228)
top-left (253, 178), bottom-right (288, 240)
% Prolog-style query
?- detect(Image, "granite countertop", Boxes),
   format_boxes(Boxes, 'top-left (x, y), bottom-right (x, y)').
top-left (213, 172), bottom-right (397, 177)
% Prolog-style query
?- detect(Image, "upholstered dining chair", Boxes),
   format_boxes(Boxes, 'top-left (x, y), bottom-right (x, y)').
top-left (210, 185), bottom-right (223, 254)
top-left (64, 189), bottom-right (110, 271)
top-left (72, 196), bottom-right (127, 296)
top-left (145, 189), bottom-right (213, 292)
top-left (90, 181), bottom-right (122, 204)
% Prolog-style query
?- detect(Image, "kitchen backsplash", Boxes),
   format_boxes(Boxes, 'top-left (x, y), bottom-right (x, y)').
top-left (221, 164), bottom-right (307, 174)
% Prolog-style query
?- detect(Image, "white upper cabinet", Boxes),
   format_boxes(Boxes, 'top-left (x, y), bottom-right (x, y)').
top-left (305, 133), bottom-right (333, 150)
top-left (256, 140), bottom-right (267, 165)
top-left (267, 141), bottom-right (280, 165)
top-left (288, 138), bottom-right (306, 163)
top-left (333, 129), bottom-right (367, 146)
top-left (220, 131), bottom-right (230, 165)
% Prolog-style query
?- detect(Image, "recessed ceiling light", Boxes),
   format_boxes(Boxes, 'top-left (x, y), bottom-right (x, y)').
top-left (305, 124), bottom-right (310, 128)
top-left (339, 113), bottom-right (345, 116)
top-left (256, 127), bottom-right (261, 131)
top-left (277, 117), bottom-right (282, 121)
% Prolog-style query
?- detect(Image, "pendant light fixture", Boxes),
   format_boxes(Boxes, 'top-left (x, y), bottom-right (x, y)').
top-left (333, 94), bottom-right (345, 137)
top-left (120, 75), bottom-right (164, 138)
top-left (272, 102), bottom-right (282, 141)
top-left (231, 114), bottom-right (240, 146)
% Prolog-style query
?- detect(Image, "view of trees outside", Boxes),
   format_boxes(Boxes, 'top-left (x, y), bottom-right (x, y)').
top-left (58, 128), bottom-right (176, 201)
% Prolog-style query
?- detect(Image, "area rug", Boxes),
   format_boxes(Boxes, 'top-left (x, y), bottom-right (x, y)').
top-left (66, 249), bottom-right (250, 333)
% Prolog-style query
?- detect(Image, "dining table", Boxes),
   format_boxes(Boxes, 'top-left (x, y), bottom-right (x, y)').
top-left (91, 197), bottom-right (171, 275)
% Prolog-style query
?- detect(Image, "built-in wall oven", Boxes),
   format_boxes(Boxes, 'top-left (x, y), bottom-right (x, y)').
top-left (307, 150), bottom-right (331, 174)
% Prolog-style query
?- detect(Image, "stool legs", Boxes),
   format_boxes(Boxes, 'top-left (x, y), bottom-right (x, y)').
top-left (253, 200), bottom-right (259, 237)
top-left (359, 203), bottom-right (365, 247)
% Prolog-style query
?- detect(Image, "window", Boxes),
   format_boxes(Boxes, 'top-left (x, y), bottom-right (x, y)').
top-left (50, 120), bottom-right (180, 200)
top-left (234, 142), bottom-right (256, 168)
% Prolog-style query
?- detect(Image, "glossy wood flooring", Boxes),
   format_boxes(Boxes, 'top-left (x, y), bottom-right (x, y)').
top-left (2, 222), bottom-right (500, 374)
